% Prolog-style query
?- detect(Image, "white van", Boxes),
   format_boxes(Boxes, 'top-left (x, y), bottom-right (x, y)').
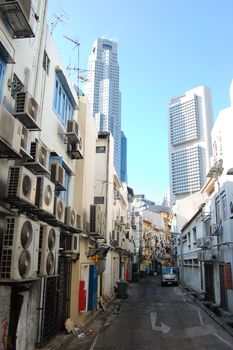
top-left (161, 266), bottom-right (178, 286)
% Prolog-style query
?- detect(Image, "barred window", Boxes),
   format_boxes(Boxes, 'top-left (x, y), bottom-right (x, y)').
top-left (96, 146), bottom-right (106, 153)
top-left (11, 73), bottom-right (23, 99)
top-left (94, 196), bottom-right (104, 204)
top-left (43, 50), bottom-right (50, 74)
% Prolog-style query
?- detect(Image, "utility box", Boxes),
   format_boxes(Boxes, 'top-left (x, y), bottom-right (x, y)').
top-left (116, 280), bottom-right (129, 298)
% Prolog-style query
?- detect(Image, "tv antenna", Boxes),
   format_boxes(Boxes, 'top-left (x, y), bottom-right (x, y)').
top-left (64, 35), bottom-right (90, 96)
top-left (50, 8), bottom-right (69, 34)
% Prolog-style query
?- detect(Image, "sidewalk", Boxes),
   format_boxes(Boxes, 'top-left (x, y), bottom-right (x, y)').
top-left (41, 297), bottom-right (123, 350)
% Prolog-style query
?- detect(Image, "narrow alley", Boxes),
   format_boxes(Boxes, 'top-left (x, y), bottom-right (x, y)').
top-left (64, 276), bottom-right (233, 350)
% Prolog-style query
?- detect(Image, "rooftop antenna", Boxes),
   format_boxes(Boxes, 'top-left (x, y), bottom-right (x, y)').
top-left (64, 36), bottom-right (90, 97)
top-left (64, 35), bottom-right (81, 96)
top-left (50, 8), bottom-right (69, 34)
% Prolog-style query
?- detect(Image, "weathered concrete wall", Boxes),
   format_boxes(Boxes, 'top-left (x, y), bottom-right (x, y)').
top-left (0, 286), bottom-right (11, 350)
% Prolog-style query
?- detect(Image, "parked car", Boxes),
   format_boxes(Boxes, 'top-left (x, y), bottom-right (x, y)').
top-left (161, 266), bottom-right (178, 286)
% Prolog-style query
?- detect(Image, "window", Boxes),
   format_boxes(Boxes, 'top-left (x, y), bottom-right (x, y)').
top-left (192, 227), bottom-right (197, 244)
top-left (222, 195), bottom-right (228, 221)
top-left (0, 56), bottom-right (6, 101)
top-left (96, 146), bottom-right (106, 153)
top-left (43, 50), bottom-right (50, 74)
top-left (94, 196), bottom-right (104, 204)
top-left (60, 171), bottom-right (71, 205)
top-left (53, 75), bottom-right (74, 125)
top-left (11, 73), bottom-right (23, 99)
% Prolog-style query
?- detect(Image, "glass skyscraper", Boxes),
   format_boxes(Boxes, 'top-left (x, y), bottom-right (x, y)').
top-left (85, 38), bottom-right (121, 177)
top-left (168, 86), bottom-right (213, 204)
top-left (120, 131), bottom-right (127, 183)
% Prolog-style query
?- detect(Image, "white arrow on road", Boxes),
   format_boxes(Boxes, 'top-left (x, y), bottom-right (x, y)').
top-left (150, 312), bottom-right (171, 334)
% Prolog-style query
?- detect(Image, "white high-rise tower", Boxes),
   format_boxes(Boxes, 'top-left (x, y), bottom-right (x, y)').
top-left (85, 38), bottom-right (121, 177)
top-left (168, 86), bottom-right (213, 205)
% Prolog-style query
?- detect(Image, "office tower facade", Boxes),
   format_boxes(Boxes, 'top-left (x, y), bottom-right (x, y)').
top-left (168, 86), bottom-right (213, 204)
top-left (85, 38), bottom-right (121, 177)
top-left (120, 131), bottom-right (127, 182)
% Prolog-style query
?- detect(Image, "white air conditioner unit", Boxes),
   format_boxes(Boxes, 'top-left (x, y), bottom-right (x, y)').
top-left (27, 140), bottom-right (50, 174)
top-left (13, 91), bottom-right (40, 130)
top-left (89, 204), bottom-right (104, 236)
top-left (54, 196), bottom-right (65, 223)
top-left (39, 225), bottom-right (60, 276)
top-left (50, 162), bottom-right (65, 191)
top-left (6, 166), bottom-right (36, 206)
top-left (65, 206), bottom-right (77, 229)
top-left (63, 234), bottom-right (80, 254)
top-left (0, 215), bottom-right (39, 280)
top-left (35, 176), bottom-right (55, 215)
top-left (0, 103), bottom-right (22, 154)
top-left (65, 119), bottom-right (80, 143)
top-left (198, 249), bottom-right (218, 262)
top-left (67, 137), bottom-right (83, 159)
top-left (20, 125), bottom-right (31, 158)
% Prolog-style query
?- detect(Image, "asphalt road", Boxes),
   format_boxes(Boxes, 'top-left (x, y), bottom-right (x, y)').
top-left (90, 276), bottom-right (233, 350)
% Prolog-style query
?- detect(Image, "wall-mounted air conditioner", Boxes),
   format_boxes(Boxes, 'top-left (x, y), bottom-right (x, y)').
top-left (65, 119), bottom-right (80, 143)
top-left (26, 140), bottom-right (50, 174)
top-left (53, 196), bottom-right (65, 223)
top-left (63, 234), bottom-right (80, 254)
top-left (67, 137), bottom-right (83, 159)
top-left (89, 204), bottom-right (104, 236)
top-left (20, 125), bottom-right (31, 158)
top-left (13, 91), bottom-right (39, 130)
top-left (65, 206), bottom-right (78, 230)
top-left (0, 215), bottom-right (39, 280)
top-left (35, 176), bottom-right (55, 215)
top-left (6, 166), bottom-right (36, 207)
top-left (39, 225), bottom-right (60, 276)
top-left (0, 103), bottom-right (22, 155)
top-left (50, 162), bottom-right (65, 191)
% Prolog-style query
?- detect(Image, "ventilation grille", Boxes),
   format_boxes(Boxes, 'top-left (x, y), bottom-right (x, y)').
top-left (0, 249), bottom-right (12, 278)
top-left (7, 167), bottom-right (20, 197)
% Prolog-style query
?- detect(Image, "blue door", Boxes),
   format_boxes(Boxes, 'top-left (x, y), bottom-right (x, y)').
top-left (88, 264), bottom-right (97, 310)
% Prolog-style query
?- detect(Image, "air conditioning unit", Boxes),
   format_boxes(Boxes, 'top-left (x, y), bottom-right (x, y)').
top-left (54, 196), bottom-right (65, 223)
top-left (198, 249), bottom-right (218, 262)
top-left (50, 162), bottom-right (65, 191)
top-left (39, 225), bottom-right (60, 276)
top-left (67, 137), bottom-right (83, 160)
top-left (63, 234), bottom-right (80, 254)
top-left (35, 176), bottom-right (55, 215)
top-left (6, 166), bottom-right (36, 207)
top-left (26, 140), bottom-right (50, 174)
top-left (13, 91), bottom-right (39, 130)
top-left (20, 125), bottom-right (31, 158)
top-left (0, 215), bottom-right (39, 280)
top-left (89, 204), bottom-right (104, 236)
top-left (65, 206), bottom-right (78, 230)
top-left (65, 119), bottom-right (80, 143)
top-left (0, 103), bottom-right (22, 155)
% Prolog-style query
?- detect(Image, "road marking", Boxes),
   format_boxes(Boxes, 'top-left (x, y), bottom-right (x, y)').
top-left (89, 334), bottom-right (99, 350)
top-left (150, 312), bottom-right (171, 334)
top-left (213, 333), bottom-right (233, 349)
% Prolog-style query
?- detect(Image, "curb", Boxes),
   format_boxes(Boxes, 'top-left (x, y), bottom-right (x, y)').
top-left (42, 298), bottom-right (117, 350)
top-left (179, 285), bottom-right (233, 337)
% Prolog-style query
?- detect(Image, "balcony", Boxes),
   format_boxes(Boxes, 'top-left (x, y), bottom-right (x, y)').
top-left (0, 0), bottom-right (35, 39)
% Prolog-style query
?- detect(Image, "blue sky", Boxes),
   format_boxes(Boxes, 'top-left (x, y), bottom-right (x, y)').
top-left (47, 0), bottom-right (233, 203)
